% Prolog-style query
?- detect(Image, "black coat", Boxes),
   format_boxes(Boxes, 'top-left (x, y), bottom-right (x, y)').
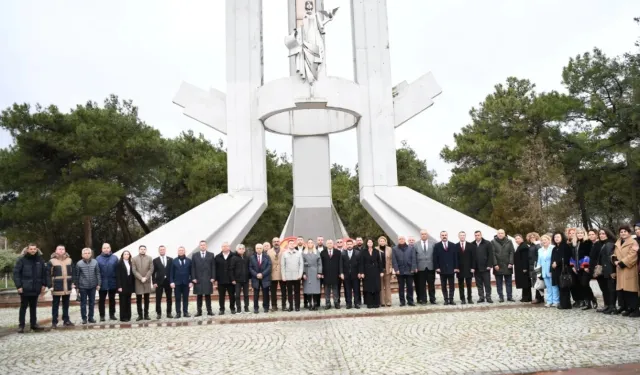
top-left (551, 242), bottom-right (571, 287)
top-left (215, 252), bottom-right (236, 284)
top-left (341, 250), bottom-right (362, 280)
top-left (320, 249), bottom-right (342, 284)
top-left (588, 241), bottom-right (603, 273)
top-left (434, 243), bottom-right (458, 275)
top-left (470, 239), bottom-right (493, 270)
top-left (361, 249), bottom-right (383, 292)
top-left (230, 254), bottom-right (249, 283)
top-left (455, 241), bottom-right (474, 278)
top-left (191, 251), bottom-right (215, 295)
top-left (514, 243), bottom-right (530, 288)
top-left (597, 241), bottom-right (615, 278)
top-left (152, 256), bottom-right (173, 287)
top-left (13, 253), bottom-right (47, 296)
top-left (116, 261), bottom-right (135, 294)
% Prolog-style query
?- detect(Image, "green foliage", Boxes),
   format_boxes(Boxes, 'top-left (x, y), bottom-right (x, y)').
top-left (0, 249), bottom-right (19, 274)
top-left (442, 18), bottom-right (640, 233)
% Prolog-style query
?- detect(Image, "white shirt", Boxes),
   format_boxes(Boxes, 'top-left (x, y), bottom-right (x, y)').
top-left (223, 252), bottom-right (229, 260)
top-left (201, 252), bottom-right (206, 258)
top-left (161, 256), bottom-right (166, 267)
top-left (125, 261), bottom-right (131, 276)
top-left (258, 254), bottom-right (262, 264)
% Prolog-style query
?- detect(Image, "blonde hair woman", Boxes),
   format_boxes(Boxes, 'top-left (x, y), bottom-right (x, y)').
top-left (537, 234), bottom-right (558, 307)
top-left (302, 239), bottom-right (323, 310)
top-left (377, 236), bottom-right (393, 307)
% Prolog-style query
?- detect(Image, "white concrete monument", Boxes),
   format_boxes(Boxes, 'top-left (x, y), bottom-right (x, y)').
top-left (116, 0), bottom-right (497, 259)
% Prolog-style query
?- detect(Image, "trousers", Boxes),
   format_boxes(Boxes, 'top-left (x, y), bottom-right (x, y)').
top-left (235, 282), bottom-right (249, 310)
top-left (475, 271), bottom-right (492, 300)
top-left (136, 293), bottom-right (150, 316)
top-left (155, 282), bottom-right (172, 315)
top-left (253, 281), bottom-right (270, 311)
top-left (397, 274), bottom-right (414, 304)
top-left (495, 274), bottom-right (513, 299)
top-left (52, 294), bottom-right (70, 324)
top-left (174, 284), bottom-right (189, 314)
top-left (19, 295), bottom-right (38, 328)
top-left (218, 283), bottom-right (236, 312)
top-left (119, 292), bottom-right (132, 321)
top-left (98, 289), bottom-right (116, 318)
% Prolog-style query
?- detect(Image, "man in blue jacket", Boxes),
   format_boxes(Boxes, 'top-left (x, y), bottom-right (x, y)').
top-left (170, 246), bottom-right (193, 318)
top-left (249, 243), bottom-right (272, 313)
top-left (96, 243), bottom-right (118, 321)
top-left (392, 236), bottom-right (417, 306)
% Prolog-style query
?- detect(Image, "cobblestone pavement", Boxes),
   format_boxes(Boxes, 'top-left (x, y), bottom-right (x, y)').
top-left (1, 283), bottom-right (640, 375)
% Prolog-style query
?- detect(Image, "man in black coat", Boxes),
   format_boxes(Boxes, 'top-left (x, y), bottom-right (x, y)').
top-left (215, 242), bottom-right (236, 314)
top-left (471, 231), bottom-right (494, 303)
top-left (231, 244), bottom-right (250, 313)
top-left (456, 232), bottom-right (475, 304)
top-left (13, 243), bottom-right (47, 333)
top-left (434, 231), bottom-right (459, 305)
top-left (191, 240), bottom-right (216, 316)
top-left (152, 245), bottom-right (173, 319)
top-left (341, 239), bottom-right (362, 309)
top-left (320, 239), bottom-right (342, 309)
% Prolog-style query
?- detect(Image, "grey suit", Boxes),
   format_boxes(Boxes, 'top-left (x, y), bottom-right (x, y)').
top-left (414, 240), bottom-right (436, 303)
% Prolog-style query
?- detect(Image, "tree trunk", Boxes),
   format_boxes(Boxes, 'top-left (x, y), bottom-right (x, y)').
top-left (575, 183), bottom-right (590, 230)
top-left (627, 148), bottom-right (640, 224)
top-left (116, 201), bottom-right (133, 245)
top-left (83, 216), bottom-right (93, 249)
top-left (121, 197), bottom-right (151, 234)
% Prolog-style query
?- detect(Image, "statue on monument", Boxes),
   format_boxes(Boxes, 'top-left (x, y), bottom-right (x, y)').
top-left (285, 1), bottom-right (338, 83)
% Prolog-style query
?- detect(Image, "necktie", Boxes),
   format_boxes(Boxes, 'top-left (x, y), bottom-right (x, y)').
top-left (181, 259), bottom-right (184, 266)
top-left (444, 242), bottom-right (448, 250)
top-left (258, 255), bottom-right (262, 266)
top-left (201, 252), bottom-right (205, 258)
top-left (162, 257), bottom-right (165, 267)
top-left (423, 241), bottom-right (426, 251)
top-left (329, 250), bottom-right (332, 258)
top-left (349, 251), bottom-right (352, 259)
top-left (462, 243), bottom-right (465, 252)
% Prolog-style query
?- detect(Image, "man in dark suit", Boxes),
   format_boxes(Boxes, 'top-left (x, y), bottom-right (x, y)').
top-left (340, 239), bottom-right (362, 309)
top-left (152, 245), bottom-right (173, 319)
top-left (320, 239), bottom-right (342, 309)
top-left (249, 243), bottom-right (272, 313)
top-left (191, 240), bottom-right (216, 316)
top-left (434, 231), bottom-right (459, 305)
top-left (215, 242), bottom-right (236, 314)
top-left (169, 246), bottom-right (192, 318)
top-left (470, 230), bottom-right (494, 303)
top-left (456, 231), bottom-right (475, 304)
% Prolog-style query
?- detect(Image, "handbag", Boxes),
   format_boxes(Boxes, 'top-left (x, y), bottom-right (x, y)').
top-left (534, 277), bottom-right (546, 291)
top-left (559, 261), bottom-right (573, 289)
top-left (593, 265), bottom-right (603, 278)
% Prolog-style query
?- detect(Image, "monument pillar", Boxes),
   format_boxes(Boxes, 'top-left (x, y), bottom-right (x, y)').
top-left (281, 0), bottom-right (348, 241)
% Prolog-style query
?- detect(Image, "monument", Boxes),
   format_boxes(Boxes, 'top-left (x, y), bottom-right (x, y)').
top-left (116, 0), bottom-right (497, 259)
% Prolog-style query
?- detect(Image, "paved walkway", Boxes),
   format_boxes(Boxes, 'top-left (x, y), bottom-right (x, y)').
top-left (1, 285), bottom-right (640, 375)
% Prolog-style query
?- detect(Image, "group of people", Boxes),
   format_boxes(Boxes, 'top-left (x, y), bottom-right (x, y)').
top-left (12, 225), bottom-right (640, 332)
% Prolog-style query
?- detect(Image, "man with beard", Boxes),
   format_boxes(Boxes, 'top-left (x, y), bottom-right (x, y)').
top-left (434, 231), bottom-right (458, 305)
top-left (341, 239), bottom-right (362, 309)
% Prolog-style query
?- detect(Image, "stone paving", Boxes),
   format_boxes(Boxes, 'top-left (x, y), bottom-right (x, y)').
top-left (1, 282), bottom-right (640, 374)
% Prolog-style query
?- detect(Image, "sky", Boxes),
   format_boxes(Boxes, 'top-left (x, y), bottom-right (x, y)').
top-left (0, 0), bottom-right (637, 183)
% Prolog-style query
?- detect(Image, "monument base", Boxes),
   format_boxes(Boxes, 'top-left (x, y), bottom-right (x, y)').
top-left (115, 193), bottom-right (266, 259)
top-left (361, 186), bottom-right (498, 241)
top-left (280, 204), bottom-right (348, 241)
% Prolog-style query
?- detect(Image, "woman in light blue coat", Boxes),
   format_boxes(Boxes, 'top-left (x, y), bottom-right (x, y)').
top-left (537, 234), bottom-right (558, 307)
